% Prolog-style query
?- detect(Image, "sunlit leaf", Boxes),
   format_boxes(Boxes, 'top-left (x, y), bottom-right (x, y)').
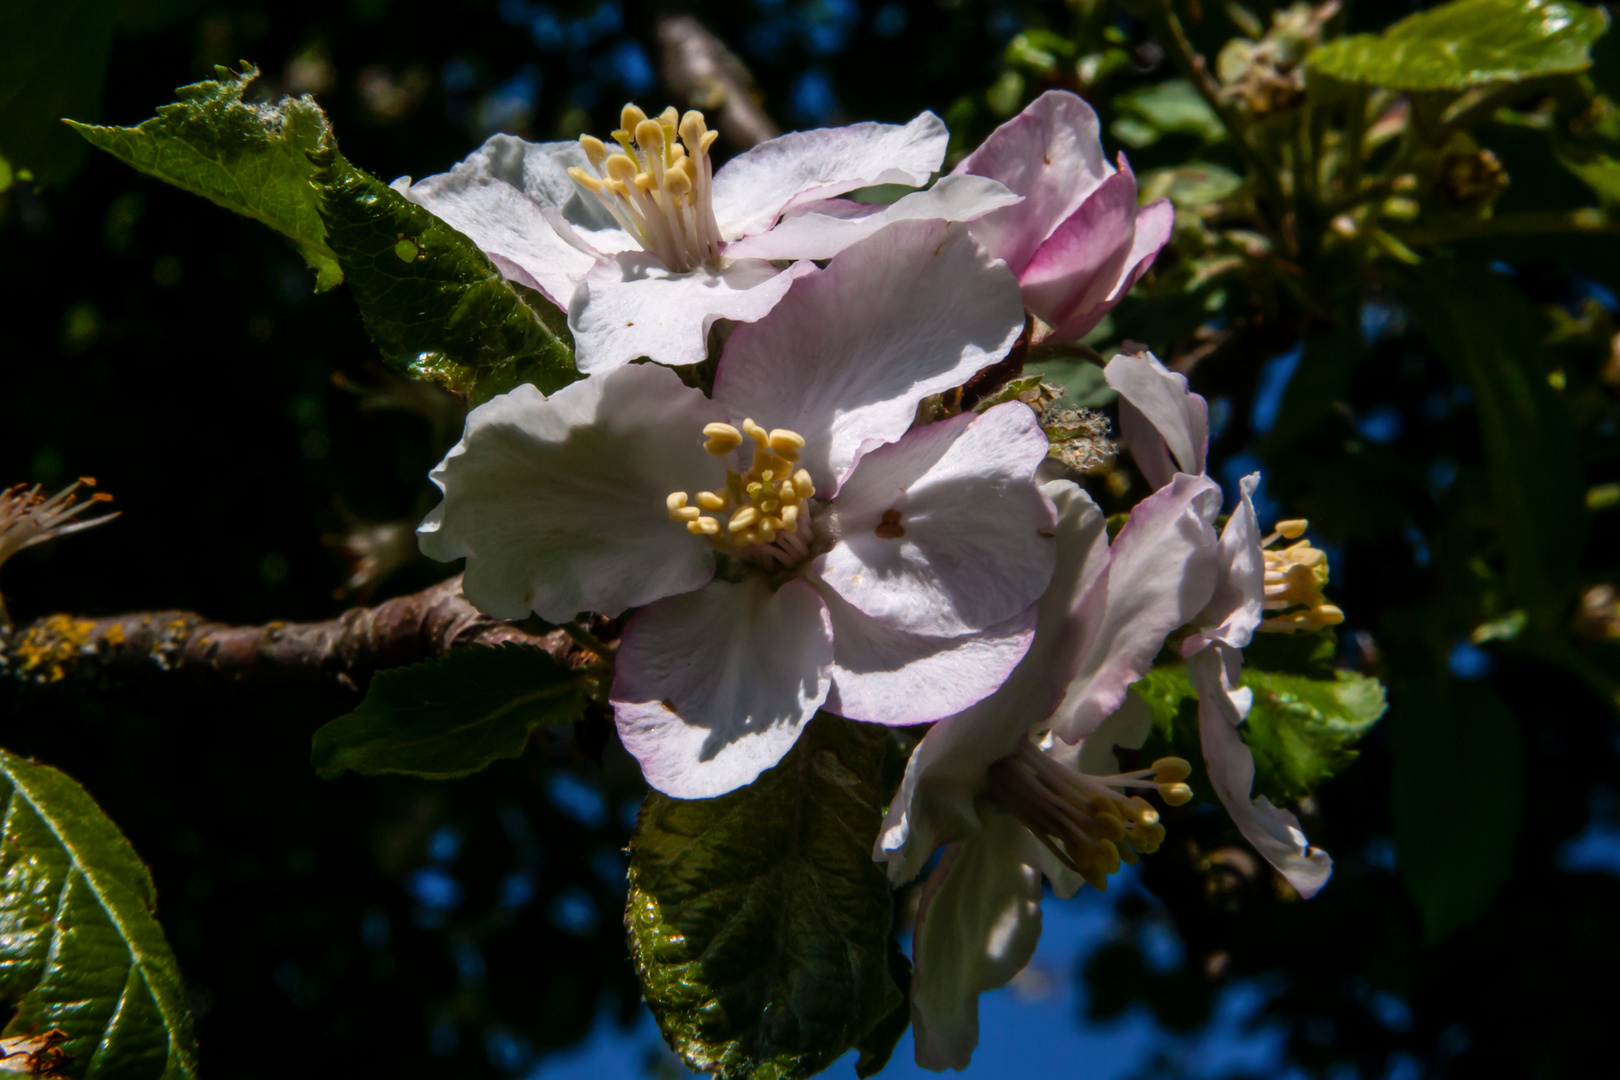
top-left (0, 748), bottom-right (200, 1079)
top-left (1306, 0), bottom-right (1610, 90)
top-left (311, 645), bottom-right (585, 780)
top-left (627, 715), bottom-right (903, 1080)
top-left (70, 64), bottom-right (341, 289)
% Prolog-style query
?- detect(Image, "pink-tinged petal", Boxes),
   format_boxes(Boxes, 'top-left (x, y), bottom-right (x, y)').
top-left (719, 175), bottom-right (1021, 261)
top-left (814, 404), bottom-right (1057, 637)
top-left (393, 173), bottom-right (598, 309)
top-left (954, 90), bottom-right (1113, 274)
top-left (612, 577), bottom-right (833, 799)
top-left (1103, 351), bottom-right (1211, 488)
top-left (820, 583), bottom-right (1036, 727)
top-left (710, 112), bottom-right (948, 238)
top-left (1017, 164), bottom-right (1139, 329)
top-left (1188, 646), bottom-right (1334, 897)
top-left (714, 219), bottom-right (1025, 492)
top-left (1182, 473), bottom-right (1265, 655)
top-left (1043, 195), bottom-right (1173, 343)
top-left (417, 367), bottom-right (722, 622)
top-left (873, 479), bottom-right (1108, 885)
top-left (910, 812), bottom-right (1047, 1072)
top-left (568, 256), bottom-right (816, 374)
top-left (1048, 474), bottom-right (1223, 743)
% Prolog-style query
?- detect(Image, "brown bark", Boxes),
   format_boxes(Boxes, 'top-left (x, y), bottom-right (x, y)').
top-left (0, 575), bottom-right (569, 692)
top-left (657, 14), bottom-right (780, 151)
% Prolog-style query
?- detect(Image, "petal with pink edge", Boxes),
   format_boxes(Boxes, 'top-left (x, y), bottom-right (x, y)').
top-left (813, 404), bottom-right (1056, 637)
top-left (954, 90), bottom-right (1113, 274)
top-left (1044, 196), bottom-right (1173, 343)
top-left (612, 576), bottom-right (834, 800)
top-left (1182, 472), bottom-right (1265, 655)
top-left (1017, 163), bottom-right (1139, 330)
top-left (1188, 646), bottom-right (1334, 897)
top-left (417, 366), bottom-right (722, 622)
top-left (1104, 351), bottom-right (1211, 489)
top-left (710, 112), bottom-right (948, 238)
top-left (568, 255), bottom-right (816, 374)
top-left (714, 219), bottom-right (1025, 493)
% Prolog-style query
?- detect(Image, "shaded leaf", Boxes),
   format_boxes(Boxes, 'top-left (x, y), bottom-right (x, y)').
top-left (1392, 676), bottom-right (1523, 942)
top-left (1557, 142), bottom-right (1620, 203)
top-left (0, 748), bottom-right (200, 1079)
top-left (853, 939), bottom-right (912, 1079)
top-left (0, 0), bottom-right (115, 185)
top-left (69, 64), bottom-right (341, 289)
top-left (627, 715), bottom-right (902, 1080)
top-left (311, 645), bottom-right (585, 780)
top-left (1110, 80), bottom-right (1225, 149)
top-left (1139, 164), bottom-right (1244, 209)
top-left (313, 151), bottom-right (580, 403)
top-left (1261, 329), bottom-right (1363, 451)
top-left (1306, 0), bottom-right (1610, 91)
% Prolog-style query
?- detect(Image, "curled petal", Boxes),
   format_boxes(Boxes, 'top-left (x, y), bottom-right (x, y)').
top-left (1182, 472), bottom-right (1265, 655)
top-left (612, 577), bottom-right (833, 799)
top-left (1104, 350), bottom-right (1211, 488)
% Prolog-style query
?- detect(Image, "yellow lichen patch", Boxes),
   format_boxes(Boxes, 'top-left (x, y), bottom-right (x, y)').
top-left (101, 622), bottom-right (126, 647)
top-left (11, 614), bottom-right (98, 682)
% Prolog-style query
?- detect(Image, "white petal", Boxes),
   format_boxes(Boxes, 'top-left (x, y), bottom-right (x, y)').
top-left (814, 404), bottom-right (1056, 637)
top-left (953, 90), bottom-right (1113, 274)
top-left (1182, 472), bottom-right (1265, 655)
top-left (1103, 351), bottom-right (1210, 488)
top-left (568, 256), bottom-right (815, 374)
top-left (1074, 686), bottom-right (1156, 776)
top-left (910, 811), bottom-right (1046, 1072)
top-left (820, 583), bottom-right (1036, 727)
top-left (417, 366), bottom-right (723, 621)
top-left (719, 175), bottom-right (1021, 261)
top-left (1188, 646), bottom-right (1333, 897)
top-left (1048, 474), bottom-right (1223, 743)
top-left (710, 111), bottom-right (948, 238)
top-left (612, 577), bottom-right (833, 799)
top-left (716, 219), bottom-right (1026, 493)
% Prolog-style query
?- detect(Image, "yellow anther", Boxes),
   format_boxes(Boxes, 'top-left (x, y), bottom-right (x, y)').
top-left (768, 429), bottom-right (805, 459)
top-left (578, 135), bottom-right (608, 166)
top-left (659, 105), bottom-right (679, 127)
top-left (793, 469), bottom-right (815, 499)
top-left (634, 172), bottom-right (658, 191)
top-left (679, 110), bottom-right (708, 147)
top-left (672, 506), bottom-right (700, 523)
top-left (667, 492), bottom-right (688, 512)
top-left (621, 103), bottom-right (648, 131)
top-left (696, 491), bottom-right (729, 512)
top-left (634, 118), bottom-right (665, 149)
top-left (1092, 813), bottom-right (1126, 842)
top-left (1159, 783), bottom-right (1194, 806)
top-left (1275, 518), bottom-right (1309, 539)
top-left (567, 166), bottom-right (603, 194)
top-left (1316, 604), bottom-right (1345, 625)
top-left (746, 481), bottom-right (764, 499)
top-left (758, 523), bottom-right (777, 543)
top-left (702, 423), bottom-right (743, 455)
top-left (741, 418), bottom-right (770, 446)
top-left (1128, 796), bottom-right (1160, 827)
top-left (780, 504), bottom-right (799, 528)
top-left (700, 130), bottom-right (719, 154)
top-left (1152, 757), bottom-right (1192, 784)
top-left (1081, 866), bottom-right (1110, 892)
top-left (605, 154), bottom-right (639, 183)
top-left (778, 479), bottom-right (796, 501)
top-left (687, 516), bottom-right (720, 536)
top-left (729, 506), bottom-right (760, 532)
top-left (663, 163), bottom-right (692, 198)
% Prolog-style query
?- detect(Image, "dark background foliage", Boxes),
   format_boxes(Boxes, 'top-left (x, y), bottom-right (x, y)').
top-left (3, 1), bottom-right (1618, 1077)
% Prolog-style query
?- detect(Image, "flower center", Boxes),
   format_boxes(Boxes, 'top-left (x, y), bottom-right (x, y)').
top-left (666, 419), bottom-right (817, 569)
top-left (1259, 519), bottom-right (1344, 632)
top-left (567, 103), bottom-right (723, 274)
top-left (986, 738), bottom-right (1192, 892)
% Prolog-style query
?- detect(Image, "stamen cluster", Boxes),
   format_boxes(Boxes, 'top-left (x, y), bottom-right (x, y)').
top-left (1, 478), bottom-right (117, 567)
top-left (1259, 519), bottom-right (1345, 632)
top-left (568, 104), bottom-right (723, 273)
top-left (986, 739), bottom-right (1192, 891)
top-left (667, 420), bottom-right (815, 569)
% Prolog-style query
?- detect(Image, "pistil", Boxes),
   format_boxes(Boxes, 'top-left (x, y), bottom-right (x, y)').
top-left (1258, 519), bottom-right (1344, 632)
top-left (567, 104), bottom-right (724, 273)
top-left (667, 419), bottom-right (816, 569)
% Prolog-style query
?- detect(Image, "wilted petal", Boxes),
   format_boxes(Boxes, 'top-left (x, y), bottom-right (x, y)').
top-left (417, 366), bottom-right (722, 621)
top-left (720, 175), bottom-right (1021, 261)
top-left (1104, 351), bottom-right (1210, 488)
top-left (612, 577), bottom-right (833, 799)
top-left (910, 811), bottom-right (1046, 1072)
top-left (954, 90), bottom-right (1113, 274)
top-left (1049, 474), bottom-right (1222, 743)
top-left (568, 255), bottom-right (816, 374)
top-left (1188, 646), bottom-right (1334, 897)
top-left (711, 112), bottom-right (948, 238)
top-left (714, 219), bottom-right (1025, 493)
top-left (820, 584), bottom-right (1036, 727)
top-left (814, 404), bottom-right (1056, 637)
top-left (1182, 472), bottom-right (1265, 655)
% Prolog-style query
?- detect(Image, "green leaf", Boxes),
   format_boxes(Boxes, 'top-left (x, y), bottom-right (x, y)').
top-left (853, 939), bottom-right (911, 1079)
top-left (1556, 142), bottom-right (1620, 203)
top-left (1306, 0), bottom-right (1610, 91)
top-left (313, 151), bottom-right (580, 403)
top-left (311, 645), bottom-right (585, 780)
top-left (1392, 676), bottom-right (1523, 942)
top-left (1396, 262), bottom-right (1587, 621)
top-left (1139, 163), bottom-right (1244, 209)
top-left (1110, 80), bottom-right (1226, 149)
top-left (0, 0), bottom-right (115, 185)
top-left (627, 715), bottom-right (903, 1080)
top-left (0, 748), bottom-right (200, 1079)
top-left (1261, 329), bottom-right (1364, 452)
top-left (69, 64), bottom-right (342, 290)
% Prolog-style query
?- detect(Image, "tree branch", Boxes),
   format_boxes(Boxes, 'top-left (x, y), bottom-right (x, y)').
top-left (657, 14), bottom-right (779, 151)
top-left (0, 575), bottom-right (572, 692)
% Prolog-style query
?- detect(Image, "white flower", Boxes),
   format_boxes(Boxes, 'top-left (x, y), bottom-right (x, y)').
top-left (394, 104), bottom-right (1020, 375)
top-left (418, 219), bottom-right (1058, 798)
top-left (0, 478), bottom-right (119, 625)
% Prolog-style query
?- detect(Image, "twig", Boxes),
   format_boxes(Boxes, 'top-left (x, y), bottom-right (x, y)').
top-left (656, 14), bottom-right (779, 151)
top-left (0, 575), bottom-right (571, 692)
